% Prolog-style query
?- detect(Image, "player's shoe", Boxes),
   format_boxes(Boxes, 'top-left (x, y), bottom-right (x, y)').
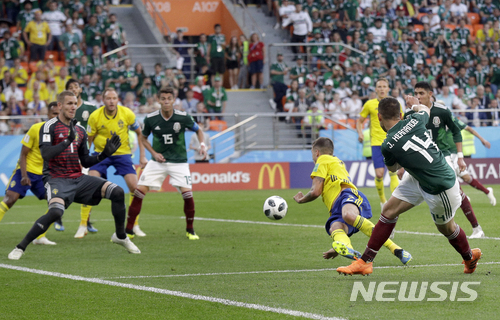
top-left (186, 231), bottom-right (200, 240)
top-left (54, 221), bottom-right (65, 231)
top-left (462, 248), bottom-right (482, 274)
top-left (33, 237), bottom-right (57, 245)
top-left (126, 229), bottom-right (135, 239)
top-left (133, 225), bottom-right (146, 237)
top-left (74, 225), bottom-right (88, 238)
top-left (332, 241), bottom-right (361, 260)
top-left (487, 188), bottom-right (496, 206)
top-left (337, 258), bottom-right (373, 276)
top-left (394, 249), bottom-right (412, 265)
top-left (87, 221), bottom-right (98, 233)
top-left (111, 233), bottom-right (141, 254)
top-left (469, 225), bottom-right (485, 239)
top-left (8, 248), bottom-right (24, 260)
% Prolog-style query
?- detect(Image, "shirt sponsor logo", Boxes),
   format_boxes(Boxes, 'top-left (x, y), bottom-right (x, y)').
top-left (191, 171), bottom-right (250, 184)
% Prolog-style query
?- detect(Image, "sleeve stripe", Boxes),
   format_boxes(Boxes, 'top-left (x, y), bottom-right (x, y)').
top-left (43, 118), bottom-right (58, 133)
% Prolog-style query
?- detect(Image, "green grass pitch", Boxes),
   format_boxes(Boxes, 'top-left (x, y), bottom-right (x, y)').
top-left (0, 185), bottom-right (498, 320)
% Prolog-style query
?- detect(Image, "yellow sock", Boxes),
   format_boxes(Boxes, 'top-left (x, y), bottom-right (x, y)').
top-left (134, 214), bottom-right (140, 226)
top-left (37, 223), bottom-right (53, 239)
top-left (331, 229), bottom-right (353, 249)
top-left (0, 201), bottom-right (9, 222)
top-left (80, 205), bottom-right (92, 226)
top-left (375, 177), bottom-right (386, 204)
top-left (353, 215), bottom-right (401, 254)
top-left (389, 171), bottom-right (399, 193)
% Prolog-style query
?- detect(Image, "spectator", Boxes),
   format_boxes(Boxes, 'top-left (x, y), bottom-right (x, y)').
top-left (0, 110), bottom-right (10, 135)
top-left (181, 89), bottom-right (199, 114)
top-left (173, 30), bottom-right (190, 77)
top-left (0, 31), bottom-right (23, 68)
top-left (320, 79), bottom-right (335, 103)
top-left (25, 80), bottom-right (48, 103)
top-left (436, 86), bottom-right (456, 108)
top-left (55, 67), bottom-right (70, 94)
top-left (193, 101), bottom-right (208, 125)
top-left (391, 88), bottom-right (406, 109)
top-left (27, 92), bottom-right (46, 113)
top-left (248, 33), bottom-right (265, 89)
top-left (59, 21), bottom-right (81, 55)
top-left (105, 13), bottom-right (126, 51)
top-left (207, 24), bottom-right (226, 85)
top-left (327, 93), bottom-right (347, 121)
top-left (134, 62), bottom-right (146, 92)
top-left (67, 10), bottom-right (85, 40)
top-left (450, 0), bottom-right (469, 21)
top-left (6, 96), bottom-right (24, 118)
top-left (284, 79), bottom-right (299, 112)
top-left (195, 33), bottom-right (209, 75)
top-left (192, 76), bottom-right (209, 102)
top-left (46, 78), bottom-right (57, 102)
top-left (161, 68), bottom-right (179, 89)
top-left (290, 55), bottom-right (308, 86)
top-left (287, 87), bottom-right (310, 123)
top-left (476, 85), bottom-right (491, 109)
top-left (310, 91), bottom-right (327, 111)
top-left (367, 18), bottom-right (387, 44)
top-left (80, 74), bottom-right (99, 101)
top-left (42, 1), bottom-right (66, 51)
top-left (269, 52), bottom-right (289, 112)
top-left (83, 15), bottom-right (103, 55)
top-left (466, 97), bottom-right (488, 127)
top-left (282, 2), bottom-right (312, 56)
top-left (343, 91), bottom-right (363, 119)
top-left (101, 59), bottom-right (119, 90)
top-left (359, 77), bottom-right (374, 104)
top-left (177, 74), bottom-right (189, 100)
top-left (137, 77), bottom-right (157, 105)
top-left (204, 76), bottom-right (227, 119)
top-left (4, 81), bottom-right (23, 103)
top-left (335, 80), bottom-right (352, 100)
top-left (302, 103), bottom-right (324, 140)
top-left (17, 2), bottom-right (35, 32)
top-left (225, 36), bottom-right (240, 90)
top-left (9, 58), bottom-right (28, 87)
top-left (123, 92), bottom-right (140, 113)
top-left (150, 63), bottom-right (164, 90)
top-left (23, 9), bottom-right (51, 61)
top-left (189, 132), bottom-right (211, 163)
top-left (91, 92), bottom-right (105, 108)
top-left (119, 58), bottom-right (138, 98)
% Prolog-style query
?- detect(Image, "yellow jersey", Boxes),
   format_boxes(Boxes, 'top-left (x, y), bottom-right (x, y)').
top-left (310, 154), bottom-right (357, 212)
top-left (24, 21), bottom-right (51, 46)
top-left (87, 105), bottom-right (139, 156)
top-left (359, 98), bottom-right (403, 146)
top-left (17, 122), bottom-right (45, 175)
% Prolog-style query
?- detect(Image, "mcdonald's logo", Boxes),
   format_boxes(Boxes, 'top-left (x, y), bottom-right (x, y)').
top-left (258, 164), bottom-right (287, 189)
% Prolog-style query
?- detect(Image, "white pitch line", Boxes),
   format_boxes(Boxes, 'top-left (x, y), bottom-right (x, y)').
top-left (0, 264), bottom-right (344, 320)
top-left (102, 262), bottom-right (500, 280)
top-left (192, 217), bottom-right (500, 240)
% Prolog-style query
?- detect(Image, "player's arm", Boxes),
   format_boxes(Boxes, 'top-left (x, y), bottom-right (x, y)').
top-left (356, 115), bottom-right (367, 143)
top-left (465, 125), bottom-right (491, 148)
top-left (39, 122), bottom-right (74, 161)
top-left (405, 95), bottom-right (431, 116)
top-left (19, 145), bottom-right (32, 186)
top-left (140, 133), bottom-right (165, 162)
top-left (387, 162), bottom-right (403, 173)
top-left (294, 177), bottom-right (324, 203)
top-left (446, 109), bottom-right (466, 171)
top-left (134, 127), bottom-right (148, 168)
top-left (382, 143), bottom-right (400, 173)
top-left (191, 121), bottom-right (207, 159)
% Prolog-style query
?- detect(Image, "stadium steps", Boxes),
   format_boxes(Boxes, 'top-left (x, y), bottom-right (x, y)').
top-left (109, 5), bottom-right (172, 73)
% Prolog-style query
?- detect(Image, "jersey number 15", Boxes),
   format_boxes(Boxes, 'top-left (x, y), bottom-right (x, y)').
top-left (163, 134), bottom-right (173, 144)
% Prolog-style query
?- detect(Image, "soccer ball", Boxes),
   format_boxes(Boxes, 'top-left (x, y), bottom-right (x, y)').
top-left (263, 196), bottom-right (288, 220)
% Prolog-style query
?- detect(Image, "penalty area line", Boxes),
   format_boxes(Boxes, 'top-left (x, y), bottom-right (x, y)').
top-left (102, 262), bottom-right (500, 280)
top-left (192, 217), bottom-right (500, 241)
top-left (0, 264), bottom-right (344, 320)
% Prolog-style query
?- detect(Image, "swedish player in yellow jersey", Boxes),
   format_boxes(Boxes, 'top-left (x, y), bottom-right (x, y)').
top-left (75, 88), bottom-right (147, 238)
top-left (0, 102), bottom-right (60, 245)
top-left (356, 78), bottom-right (401, 209)
top-left (293, 137), bottom-right (412, 265)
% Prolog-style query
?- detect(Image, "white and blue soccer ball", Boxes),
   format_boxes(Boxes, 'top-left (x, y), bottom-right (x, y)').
top-left (263, 196), bottom-right (288, 220)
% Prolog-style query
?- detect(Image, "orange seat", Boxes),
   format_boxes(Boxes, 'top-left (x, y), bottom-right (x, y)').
top-left (413, 25), bottom-right (424, 33)
top-left (464, 24), bottom-right (474, 35)
top-left (347, 119), bottom-right (356, 129)
top-left (470, 47), bottom-right (477, 55)
top-left (45, 51), bottom-right (58, 61)
top-left (417, 13), bottom-right (426, 21)
top-left (333, 119), bottom-right (348, 130)
top-left (473, 24), bottom-right (483, 36)
top-left (427, 47), bottom-right (435, 56)
top-left (54, 61), bottom-right (66, 68)
top-left (29, 61), bottom-right (38, 73)
top-left (445, 24), bottom-right (456, 31)
top-left (20, 62), bottom-right (28, 70)
top-left (209, 120), bottom-right (228, 132)
top-left (468, 13), bottom-right (480, 25)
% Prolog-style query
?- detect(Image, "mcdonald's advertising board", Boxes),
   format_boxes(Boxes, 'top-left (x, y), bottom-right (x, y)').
top-left (135, 162), bottom-right (290, 192)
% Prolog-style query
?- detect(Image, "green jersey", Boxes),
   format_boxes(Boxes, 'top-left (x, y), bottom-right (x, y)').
top-left (208, 33), bottom-right (226, 58)
top-left (204, 87), bottom-right (227, 112)
top-left (120, 68), bottom-right (137, 92)
top-left (0, 38), bottom-right (20, 60)
top-left (75, 63), bottom-right (95, 78)
top-left (445, 117), bottom-right (468, 154)
top-left (101, 68), bottom-right (119, 89)
top-left (83, 24), bottom-right (104, 48)
top-left (60, 32), bottom-right (81, 53)
top-left (270, 62), bottom-right (287, 84)
top-left (81, 83), bottom-right (100, 101)
top-left (75, 101), bottom-right (98, 130)
top-left (382, 111), bottom-right (456, 195)
top-left (142, 109), bottom-right (197, 163)
top-left (405, 102), bottom-right (463, 157)
top-left (18, 10), bottom-right (35, 30)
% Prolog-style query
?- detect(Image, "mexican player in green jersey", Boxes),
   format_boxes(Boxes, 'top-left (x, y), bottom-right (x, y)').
top-left (126, 87), bottom-right (207, 240)
top-left (403, 82), bottom-right (483, 239)
top-left (66, 79), bottom-right (99, 236)
top-left (337, 96), bottom-right (481, 276)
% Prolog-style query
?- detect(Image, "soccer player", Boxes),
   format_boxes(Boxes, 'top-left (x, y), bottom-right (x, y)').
top-left (402, 82), bottom-right (484, 238)
top-left (0, 102), bottom-right (60, 245)
top-left (65, 78), bottom-right (99, 234)
top-left (8, 91), bottom-right (140, 260)
top-left (293, 137), bottom-right (412, 265)
top-left (356, 78), bottom-right (401, 209)
top-left (337, 97), bottom-right (481, 276)
top-left (125, 87), bottom-right (207, 240)
top-left (77, 88), bottom-right (148, 238)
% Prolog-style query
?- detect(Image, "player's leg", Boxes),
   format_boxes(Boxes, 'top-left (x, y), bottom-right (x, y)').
top-left (30, 176), bottom-right (57, 245)
top-left (461, 172), bottom-right (496, 206)
top-left (1, 169), bottom-right (29, 222)
top-left (0, 190), bottom-right (21, 222)
top-left (123, 172), bottom-right (146, 237)
top-left (327, 220), bottom-right (360, 260)
top-left (372, 146), bottom-right (387, 207)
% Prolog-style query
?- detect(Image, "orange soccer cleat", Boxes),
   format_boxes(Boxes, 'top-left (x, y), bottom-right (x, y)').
top-left (337, 257), bottom-right (373, 276)
top-left (463, 248), bottom-right (482, 274)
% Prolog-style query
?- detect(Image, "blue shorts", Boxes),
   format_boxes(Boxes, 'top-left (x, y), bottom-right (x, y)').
top-left (371, 146), bottom-right (385, 169)
top-left (6, 169), bottom-right (46, 200)
top-left (89, 154), bottom-right (136, 179)
top-left (325, 189), bottom-right (372, 237)
top-left (249, 60), bottom-right (263, 74)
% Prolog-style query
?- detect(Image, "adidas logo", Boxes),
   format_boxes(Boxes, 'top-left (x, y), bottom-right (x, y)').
top-left (155, 126), bottom-right (161, 130)
top-left (59, 133), bottom-right (64, 138)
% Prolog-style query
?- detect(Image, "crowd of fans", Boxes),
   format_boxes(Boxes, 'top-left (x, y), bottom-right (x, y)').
top-left (268, 0), bottom-right (500, 128)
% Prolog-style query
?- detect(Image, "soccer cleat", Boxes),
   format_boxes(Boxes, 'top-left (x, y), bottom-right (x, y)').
top-left (337, 258), bottom-right (373, 276)
top-left (8, 248), bottom-right (24, 260)
top-left (133, 225), bottom-right (146, 237)
top-left (126, 228), bottom-right (135, 239)
top-left (74, 225), bottom-right (88, 238)
top-left (463, 248), bottom-right (482, 274)
top-left (469, 225), bottom-right (485, 239)
top-left (332, 241), bottom-right (361, 260)
top-left (87, 221), bottom-right (98, 233)
top-left (395, 249), bottom-right (412, 265)
top-left (487, 188), bottom-right (496, 206)
top-left (54, 221), bottom-right (65, 231)
top-left (111, 233), bottom-right (141, 254)
top-left (186, 231), bottom-right (200, 240)
top-left (33, 237), bottom-right (57, 245)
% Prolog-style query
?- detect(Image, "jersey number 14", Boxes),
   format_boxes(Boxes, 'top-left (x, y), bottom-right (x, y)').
top-left (402, 132), bottom-right (436, 163)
